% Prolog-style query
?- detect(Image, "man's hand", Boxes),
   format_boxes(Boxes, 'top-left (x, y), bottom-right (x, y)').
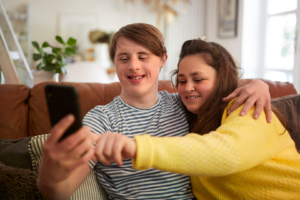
top-left (38, 115), bottom-right (96, 186)
top-left (223, 80), bottom-right (272, 123)
top-left (93, 132), bottom-right (137, 167)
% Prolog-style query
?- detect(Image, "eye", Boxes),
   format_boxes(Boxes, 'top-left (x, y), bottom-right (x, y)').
top-left (120, 57), bottom-right (128, 61)
top-left (178, 80), bottom-right (186, 84)
top-left (194, 78), bottom-right (203, 82)
top-left (139, 56), bottom-right (148, 60)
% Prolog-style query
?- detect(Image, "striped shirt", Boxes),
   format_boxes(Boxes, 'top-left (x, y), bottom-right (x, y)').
top-left (83, 91), bottom-right (194, 200)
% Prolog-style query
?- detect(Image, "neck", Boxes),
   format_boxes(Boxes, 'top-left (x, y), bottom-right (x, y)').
top-left (120, 91), bottom-right (159, 109)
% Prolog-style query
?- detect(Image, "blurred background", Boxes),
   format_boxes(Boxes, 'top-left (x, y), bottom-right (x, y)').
top-left (1, 0), bottom-right (299, 92)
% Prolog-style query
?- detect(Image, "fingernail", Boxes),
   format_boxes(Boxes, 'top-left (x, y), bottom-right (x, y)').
top-left (254, 114), bottom-right (258, 119)
top-left (227, 110), bottom-right (231, 115)
top-left (240, 111), bottom-right (245, 116)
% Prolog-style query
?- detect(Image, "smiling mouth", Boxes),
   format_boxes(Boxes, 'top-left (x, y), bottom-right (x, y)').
top-left (186, 96), bottom-right (200, 99)
top-left (128, 75), bottom-right (145, 80)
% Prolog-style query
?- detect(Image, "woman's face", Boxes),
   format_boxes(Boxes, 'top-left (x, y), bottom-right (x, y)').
top-left (177, 55), bottom-right (217, 114)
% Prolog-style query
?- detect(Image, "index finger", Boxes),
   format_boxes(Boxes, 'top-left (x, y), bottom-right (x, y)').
top-left (222, 87), bottom-right (242, 102)
top-left (90, 132), bottom-right (101, 143)
top-left (46, 114), bottom-right (75, 145)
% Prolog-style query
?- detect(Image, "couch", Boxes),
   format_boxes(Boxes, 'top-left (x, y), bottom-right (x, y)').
top-left (0, 80), bottom-right (299, 199)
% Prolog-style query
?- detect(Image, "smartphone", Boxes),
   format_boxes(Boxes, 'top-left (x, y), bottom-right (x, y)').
top-left (45, 84), bottom-right (82, 142)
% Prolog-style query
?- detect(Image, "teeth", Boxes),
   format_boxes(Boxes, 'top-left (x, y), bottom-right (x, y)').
top-left (131, 76), bottom-right (143, 80)
top-left (187, 96), bottom-right (197, 99)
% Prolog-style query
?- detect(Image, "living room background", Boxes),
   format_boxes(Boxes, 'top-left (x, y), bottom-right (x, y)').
top-left (2, 0), bottom-right (299, 92)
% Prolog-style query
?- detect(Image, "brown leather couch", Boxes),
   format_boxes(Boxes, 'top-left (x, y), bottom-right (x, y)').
top-left (0, 80), bottom-right (298, 140)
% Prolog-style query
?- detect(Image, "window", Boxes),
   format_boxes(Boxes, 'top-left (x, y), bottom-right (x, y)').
top-left (242, 0), bottom-right (300, 92)
top-left (264, 0), bottom-right (299, 85)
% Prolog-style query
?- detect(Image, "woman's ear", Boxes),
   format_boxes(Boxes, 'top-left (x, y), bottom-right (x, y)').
top-left (160, 54), bottom-right (168, 68)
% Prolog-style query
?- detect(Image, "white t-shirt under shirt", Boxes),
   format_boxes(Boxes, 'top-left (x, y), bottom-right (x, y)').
top-left (83, 91), bottom-right (194, 200)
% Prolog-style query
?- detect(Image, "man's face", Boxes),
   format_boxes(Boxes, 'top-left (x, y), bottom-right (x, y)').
top-left (114, 36), bottom-right (166, 99)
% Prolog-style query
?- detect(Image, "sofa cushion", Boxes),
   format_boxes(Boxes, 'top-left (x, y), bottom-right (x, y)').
top-left (0, 84), bottom-right (30, 139)
top-left (29, 134), bottom-right (108, 200)
top-left (271, 94), bottom-right (300, 152)
top-left (0, 137), bottom-right (32, 169)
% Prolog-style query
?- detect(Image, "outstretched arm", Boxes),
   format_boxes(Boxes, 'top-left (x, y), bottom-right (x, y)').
top-left (93, 104), bottom-right (285, 176)
top-left (222, 79), bottom-right (272, 123)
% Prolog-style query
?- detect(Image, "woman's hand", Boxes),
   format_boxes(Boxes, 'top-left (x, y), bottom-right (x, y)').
top-left (94, 132), bottom-right (137, 167)
top-left (38, 115), bottom-right (96, 186)
top-left (222, 80), bottom-right (272, 123)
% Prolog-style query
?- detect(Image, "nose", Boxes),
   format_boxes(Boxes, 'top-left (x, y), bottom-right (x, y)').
top-left (128, 56), bottom-right (141, 71)
top-left (184, 81), bottom-right (194, 93)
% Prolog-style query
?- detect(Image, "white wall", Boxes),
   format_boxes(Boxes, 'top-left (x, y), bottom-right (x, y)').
top-left (205, 0), bottom-right (244, 66)
top-left (2, 0), bottom-right (157, 48)
top-left (163, 0), bottom-right (205, 80)
top-left (2, 0), bottom-right (206, 81)
top-left (241, 0), bottom-right (265, 79)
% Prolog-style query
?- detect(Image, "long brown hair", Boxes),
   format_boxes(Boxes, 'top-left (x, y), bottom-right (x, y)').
top-left (109, 23), bottom-right (167, 62)
top-left (172, 39), bottom-right (287, 135)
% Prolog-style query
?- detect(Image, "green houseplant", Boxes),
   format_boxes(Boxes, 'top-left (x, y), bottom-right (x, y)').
top-left (31, 36), bottom-right (77, 75)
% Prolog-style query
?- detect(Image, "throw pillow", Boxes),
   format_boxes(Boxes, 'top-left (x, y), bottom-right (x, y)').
top-left (0, 137), bottom-right (32, 169)
top-left (0, 161), bottom-right (40, 200)
top-left (28, 134), bottom-right (108, 200)
top-left (271, 94), bottom-right (300, 152)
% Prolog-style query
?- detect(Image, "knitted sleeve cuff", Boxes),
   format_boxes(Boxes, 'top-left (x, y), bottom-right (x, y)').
top-left (132, 134), bottom-right (154, 170)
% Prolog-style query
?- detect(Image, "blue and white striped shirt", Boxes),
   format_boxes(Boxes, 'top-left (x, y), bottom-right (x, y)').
top-left (83, 91), bottom-right (194, 200)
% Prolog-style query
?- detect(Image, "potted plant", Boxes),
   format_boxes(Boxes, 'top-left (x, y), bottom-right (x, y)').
top-left (31, 36), bottom-right (76, 84)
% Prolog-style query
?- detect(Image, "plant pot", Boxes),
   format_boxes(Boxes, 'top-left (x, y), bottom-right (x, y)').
top-left (32, 70), bottom-right (59, 85)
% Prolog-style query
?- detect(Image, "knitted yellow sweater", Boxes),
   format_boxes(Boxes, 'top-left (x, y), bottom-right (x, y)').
top-left (133, 101), bottom-right (300, 200)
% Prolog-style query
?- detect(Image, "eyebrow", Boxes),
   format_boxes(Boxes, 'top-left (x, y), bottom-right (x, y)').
top-left (178, 71), bottom-right (204, 77)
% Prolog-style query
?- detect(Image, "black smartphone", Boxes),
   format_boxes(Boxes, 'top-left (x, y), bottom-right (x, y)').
top-left (45, 84), bottom-right (82, 142)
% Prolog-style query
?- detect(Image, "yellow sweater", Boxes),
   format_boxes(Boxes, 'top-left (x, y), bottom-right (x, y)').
top-left (133, 101), bottom-right (300, 200)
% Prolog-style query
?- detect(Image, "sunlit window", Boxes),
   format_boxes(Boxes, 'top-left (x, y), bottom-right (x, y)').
top-left (263, 0), bottom-right (298, 83)
top-left (264, 14), bottom-right (296, 70)
top-left (267, 0), bottom-right (297, 14)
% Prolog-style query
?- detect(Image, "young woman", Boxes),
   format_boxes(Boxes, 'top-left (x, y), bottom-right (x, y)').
top-left (96, 38), bottom-right (300, 199)
top-left (38, 23), bottom-right (273, 199)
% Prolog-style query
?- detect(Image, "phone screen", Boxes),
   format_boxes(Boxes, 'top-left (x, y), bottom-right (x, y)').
top-left (45, 84), bottom-right (82, 141)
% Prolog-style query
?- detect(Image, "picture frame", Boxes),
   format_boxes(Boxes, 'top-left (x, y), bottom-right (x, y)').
top-left (218, 0), bottom-right (238, 38)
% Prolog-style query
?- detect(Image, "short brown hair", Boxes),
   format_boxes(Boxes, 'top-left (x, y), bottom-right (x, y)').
top-left (109, 23), bottom-right (167, 62)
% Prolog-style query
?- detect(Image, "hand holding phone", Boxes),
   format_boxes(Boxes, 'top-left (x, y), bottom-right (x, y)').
top-left (45, 84), bottom-right (82, 141)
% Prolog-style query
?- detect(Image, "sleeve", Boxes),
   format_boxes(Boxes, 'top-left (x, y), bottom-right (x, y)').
top-left (83, 106), bottom-right (111, 169)
top-left (170, 92), bottom-right (182, 107)
top-left (82, 106), bottom-right (111, 134)
top-left (132, 102), bottom-right (288, 177)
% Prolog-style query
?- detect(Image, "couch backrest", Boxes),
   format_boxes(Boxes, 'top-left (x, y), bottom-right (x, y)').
top-left (0, 85), bottom-right (31, 139)
top-left (241, 79), bottom-right (298, 99)
top-left (0, 80), bottom-right (298, 139)
top-left (28, 81), bottom-right (177, 137)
